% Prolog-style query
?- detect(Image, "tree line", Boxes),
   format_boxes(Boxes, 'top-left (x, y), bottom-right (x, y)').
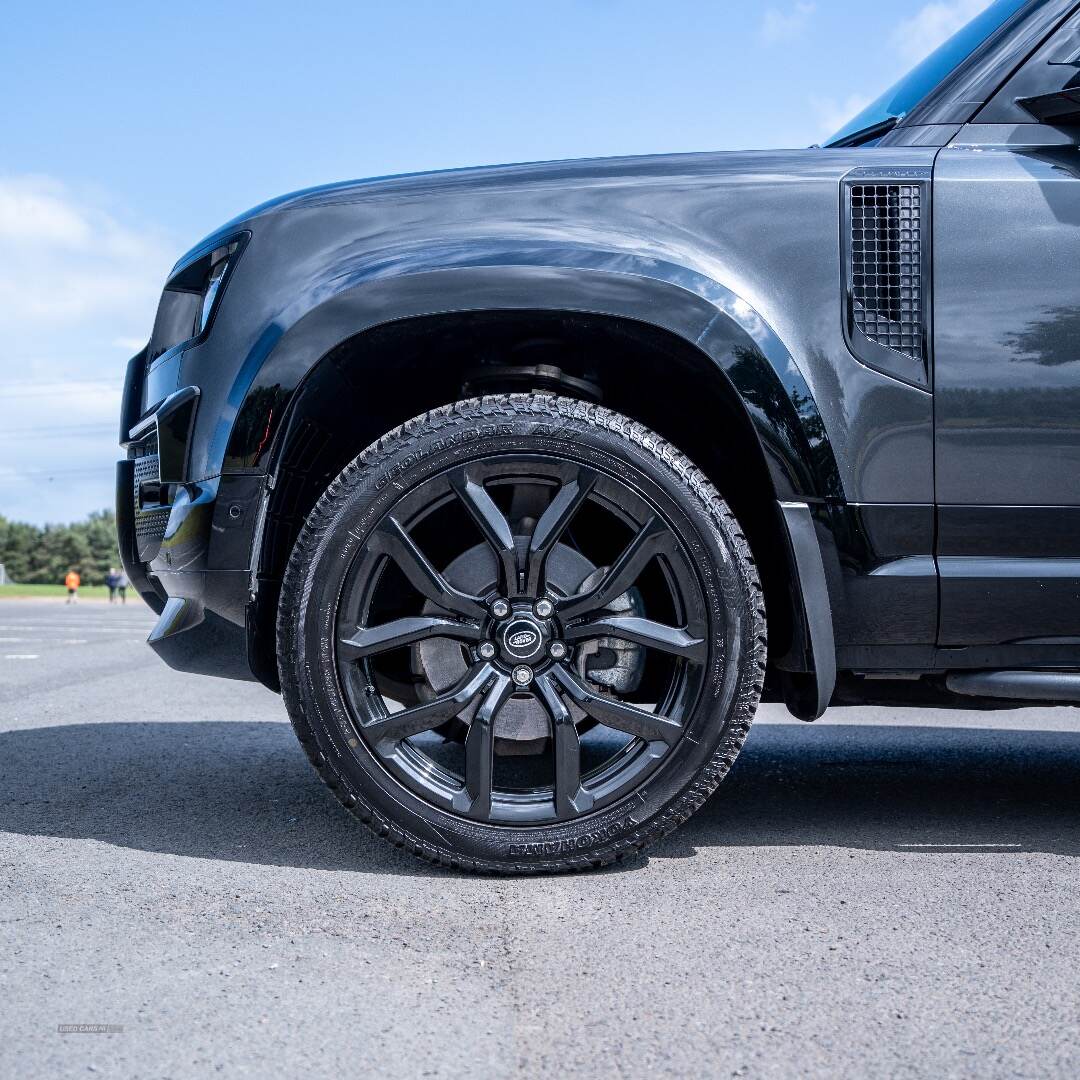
top-left (0, 510), bottom-right (120, 585)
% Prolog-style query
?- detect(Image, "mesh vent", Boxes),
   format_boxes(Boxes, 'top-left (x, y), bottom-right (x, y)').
top-left (849, 183), bottom-right (924, 362)
top-left (132, 445), bottom-right (169, 559)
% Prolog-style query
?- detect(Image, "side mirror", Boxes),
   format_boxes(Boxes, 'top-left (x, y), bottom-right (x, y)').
top-left (1017, 88), bottom-right (1080, 126)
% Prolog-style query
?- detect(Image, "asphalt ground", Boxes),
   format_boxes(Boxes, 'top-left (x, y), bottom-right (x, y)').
top-left (1, 598), bottom-right (1077, 1079)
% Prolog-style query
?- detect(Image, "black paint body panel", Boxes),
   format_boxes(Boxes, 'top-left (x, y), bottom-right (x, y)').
top-left (934, 145), bottom-right (1080, 506)
top-left (115, 2), bottom-right (1080, 706)
top-left (938, 506), bottom-right (1080, 645)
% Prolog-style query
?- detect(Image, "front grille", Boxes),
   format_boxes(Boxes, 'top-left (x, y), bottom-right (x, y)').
top-left (849, 183), bottom-right (924, 362)
top-left (132, 441), bottom-right (169, 561)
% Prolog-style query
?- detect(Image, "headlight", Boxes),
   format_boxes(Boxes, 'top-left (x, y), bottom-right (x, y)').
top-left (196, 243), bottom-right (236, 335)
top-left (147, 234), bottom-right (246, 363)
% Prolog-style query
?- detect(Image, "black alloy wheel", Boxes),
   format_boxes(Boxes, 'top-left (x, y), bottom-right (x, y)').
top-left (279, 395), bottom-right (765, 873)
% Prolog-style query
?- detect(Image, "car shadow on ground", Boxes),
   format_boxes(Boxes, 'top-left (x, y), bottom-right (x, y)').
top-left (663, 719), bottom-right (1080, 862)
top-left (0, 720), bottom-right (1076, 876)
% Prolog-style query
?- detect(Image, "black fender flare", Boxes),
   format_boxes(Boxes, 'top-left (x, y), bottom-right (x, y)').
top-left (223, 251), bottom-right (841, 502)
top-left (224, 252), bottom-right (840, 710)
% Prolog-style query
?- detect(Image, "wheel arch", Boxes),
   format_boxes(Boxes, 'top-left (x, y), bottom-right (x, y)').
top-left (238, 267), bottom-right (839, 714)
top-left (225, 261), bottom-right (840, 500)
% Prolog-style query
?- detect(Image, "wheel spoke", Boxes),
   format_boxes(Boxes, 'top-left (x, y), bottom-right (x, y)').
top-left (363, 662), bottom-right (496, 745)
top-left (557, 516), bottom-right (669, 621)
top-left (339, 615), bottom-right (484, 661)
top-left (450, 467), bottom-right (519, 594)
top-left (371, 515), bottom-right (486, 618)
top-left (535, 673), bottom-right (593, 818)
top-left (549, 664), bottom-right (682, 746)
top-left (453, 672), bottom-right (514, 819)
top-left (563, 615), bottom-right (707, 663)
top-left (525, 467), bottom-right (597, 595)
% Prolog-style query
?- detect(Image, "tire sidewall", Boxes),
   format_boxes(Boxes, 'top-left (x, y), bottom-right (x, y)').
top-left (281, 399), bottom-right (760, 869)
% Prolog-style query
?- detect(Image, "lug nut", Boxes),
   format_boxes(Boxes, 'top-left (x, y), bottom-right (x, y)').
top-left (548, 641), bottom-right (567, 660)
top-left (511, 665), bottom-right (534, 687)
top-left (478, 642), bottom-right (496, 660)
top-left (534, 597), bottom-right (554, 618)
top-left (490, 598), bottom-right (511, 619)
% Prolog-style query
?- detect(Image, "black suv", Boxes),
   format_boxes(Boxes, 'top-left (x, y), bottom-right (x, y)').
top-left (118, 0), bottom-right (1080, 872)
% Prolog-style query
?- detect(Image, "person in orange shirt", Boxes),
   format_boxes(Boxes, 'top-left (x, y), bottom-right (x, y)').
top-left (64, 569), bottom-right (80, 604)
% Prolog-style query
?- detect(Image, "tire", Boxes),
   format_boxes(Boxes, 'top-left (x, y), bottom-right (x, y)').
top-left (278, 394), bottom-right (765, 874)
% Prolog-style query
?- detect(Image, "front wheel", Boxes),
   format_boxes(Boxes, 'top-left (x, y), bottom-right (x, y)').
top-left (278, 394), bottom-right (765, 873)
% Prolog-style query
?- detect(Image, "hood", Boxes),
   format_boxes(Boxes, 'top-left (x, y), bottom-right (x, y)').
top-left (174, 147), bottom-right (823, 270)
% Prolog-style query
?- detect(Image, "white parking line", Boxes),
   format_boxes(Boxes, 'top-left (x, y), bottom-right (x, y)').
top-left (4, 654), bottom-right (40, 660)
top-left (0, 618), bottom-right (152, 624)
top-left (0, 634), bottom-right (137, 642)
top-left (896, 843), bottom-right (1022, 849)
top-left (0, 619), bottom-right (152, 624)
top-left (0, 625), bottom-right (150, 634)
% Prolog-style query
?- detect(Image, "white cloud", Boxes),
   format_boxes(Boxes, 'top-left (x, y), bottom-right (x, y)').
top-left (760, 2), bottom-right (816, 44)
top-left (892, 0), bottom-right (990, 66)
top-left (112, 336), bottom-right (150, 352)
top-left (0, 178), bottom-right (91, 247)
top-left (800, 1), bottom-right (988, 145)
top-left (0, 176), bottom-right (170, 327)
top-left (0, 176), bottom-right (174, 524)
top-left (811, 93), bottom-right (874, 143)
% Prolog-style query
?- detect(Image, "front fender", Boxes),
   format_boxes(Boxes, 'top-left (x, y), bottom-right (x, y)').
top-left (218, 250), bottom-right (841, 502)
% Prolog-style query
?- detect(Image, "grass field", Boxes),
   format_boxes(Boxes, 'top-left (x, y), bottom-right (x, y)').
top-left (0, 584), bottom-right (139, 602)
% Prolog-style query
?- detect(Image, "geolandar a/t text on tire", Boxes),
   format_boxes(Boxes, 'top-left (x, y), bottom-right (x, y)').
top-left (277, 396), bottom-right (765, 872)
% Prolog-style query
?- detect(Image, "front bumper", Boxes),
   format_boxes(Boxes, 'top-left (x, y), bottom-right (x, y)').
top-left (117, 357), bottom-right (260, 682)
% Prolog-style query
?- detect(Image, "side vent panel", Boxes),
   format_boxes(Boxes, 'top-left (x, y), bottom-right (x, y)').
top-left (841, 166), bottom-right (931, 388)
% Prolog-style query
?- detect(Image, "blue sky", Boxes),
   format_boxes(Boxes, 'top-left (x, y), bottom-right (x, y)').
top-left (0, 0), bottom-right (987, 526)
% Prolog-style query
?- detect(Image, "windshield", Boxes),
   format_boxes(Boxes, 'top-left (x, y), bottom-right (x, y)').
top-left (824, 0), bottom-right (1031, 146)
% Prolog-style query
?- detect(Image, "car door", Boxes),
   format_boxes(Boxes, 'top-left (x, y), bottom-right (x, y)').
top-left (933, 7), bottom-right (1080, 656)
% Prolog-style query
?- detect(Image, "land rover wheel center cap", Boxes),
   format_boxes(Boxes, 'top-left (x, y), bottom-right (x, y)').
top-left (500, 617), bottom-right (546, 663)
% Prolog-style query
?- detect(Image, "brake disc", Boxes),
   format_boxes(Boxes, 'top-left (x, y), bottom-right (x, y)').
top-left (413, 540), bottom-right (644, 747)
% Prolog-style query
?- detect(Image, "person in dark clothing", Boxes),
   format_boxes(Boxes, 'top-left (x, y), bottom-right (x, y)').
top-left (105, 568), bottom-right (119, 604)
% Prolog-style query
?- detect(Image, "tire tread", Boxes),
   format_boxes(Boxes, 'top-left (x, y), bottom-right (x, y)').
top-left (278, 394), bottom-right (766, 874)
